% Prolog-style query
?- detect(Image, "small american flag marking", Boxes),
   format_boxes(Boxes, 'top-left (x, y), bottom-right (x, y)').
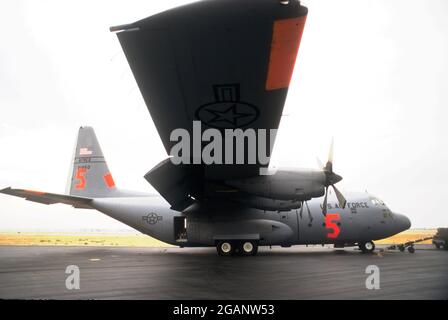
top-left (79, 147), bottom-right (93, 156)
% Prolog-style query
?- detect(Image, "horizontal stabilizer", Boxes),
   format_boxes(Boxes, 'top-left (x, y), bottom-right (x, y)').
top-left (0, 187), bottom-right (93, 209)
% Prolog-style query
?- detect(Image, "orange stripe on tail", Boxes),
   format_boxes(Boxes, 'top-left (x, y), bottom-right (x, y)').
top-left (103, 173), bottom-right (115, 189)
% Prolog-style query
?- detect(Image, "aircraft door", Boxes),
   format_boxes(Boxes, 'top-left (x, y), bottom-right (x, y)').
top-left (174, 216), bottom-right (188, 243)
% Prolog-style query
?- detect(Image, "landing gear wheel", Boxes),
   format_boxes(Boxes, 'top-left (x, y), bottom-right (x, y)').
top-left (359, 241), bottom-right (375, 253)
top-left (408, 246), bottom-right (415, 253)
top-left (241, 241), bottom-right (258, 256)
top-left (399, 245), bottom-right (405, 252)
top-left (217, 241), bottom-right (233, 256)
top-left (435, 243), bottom-right (440, 249)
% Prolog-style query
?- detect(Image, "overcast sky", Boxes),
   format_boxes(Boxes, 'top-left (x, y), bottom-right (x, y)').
top-left (0, 0), bottom-right (447, 230)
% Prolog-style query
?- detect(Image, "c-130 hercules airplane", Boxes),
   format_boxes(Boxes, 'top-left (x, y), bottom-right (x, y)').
top-left (1, 0), bottom-right (411, 255)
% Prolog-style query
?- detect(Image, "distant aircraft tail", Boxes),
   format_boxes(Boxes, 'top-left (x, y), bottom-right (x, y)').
top-left (67, 126), bottom-right (119, 198)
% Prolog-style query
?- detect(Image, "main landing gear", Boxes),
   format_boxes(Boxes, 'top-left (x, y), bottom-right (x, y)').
top-left (358, 241), bottom-right (375, 253)
top-left (216, 240), bottom-right (258, 256)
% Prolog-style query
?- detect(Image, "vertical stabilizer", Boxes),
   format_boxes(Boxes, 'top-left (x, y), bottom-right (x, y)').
top-left (68, 127), bottom-right (119, 198)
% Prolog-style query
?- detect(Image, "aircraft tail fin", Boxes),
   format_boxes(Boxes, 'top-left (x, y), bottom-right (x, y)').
top-left (68, 126), bottom-right (119, 198)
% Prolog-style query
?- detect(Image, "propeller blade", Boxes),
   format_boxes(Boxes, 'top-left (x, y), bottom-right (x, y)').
top-left (299, 201), bottom-right (303, 219)
top-left (332, 184), bottom-right (347, 209)
top-left (325, 138), bottom-right (334, 173)
top-left (328, 138), bottom-right (334, 164)
top-left (316, 157), bottom-right (324, 170)
top-left (322, 186), bottom-right (328, 216)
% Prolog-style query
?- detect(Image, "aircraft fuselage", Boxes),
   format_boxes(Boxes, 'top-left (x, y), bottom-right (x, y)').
top-left (91, 192), bottom-right (411, 249)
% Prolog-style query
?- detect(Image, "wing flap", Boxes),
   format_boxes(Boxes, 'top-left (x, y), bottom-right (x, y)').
top-left (144, 158), bottom-right (203, 211)
top-left (0, 187), bottom-right (93, 209)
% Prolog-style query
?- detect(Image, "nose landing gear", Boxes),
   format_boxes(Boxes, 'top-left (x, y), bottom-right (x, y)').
top-left (359, 241), bottom-right (375, 253)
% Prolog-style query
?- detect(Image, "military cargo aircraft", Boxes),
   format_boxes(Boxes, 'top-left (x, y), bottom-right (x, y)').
top-left (1, 0), bottom-right (411, 255)
top-left (1, 126), bottom-right (410, 256)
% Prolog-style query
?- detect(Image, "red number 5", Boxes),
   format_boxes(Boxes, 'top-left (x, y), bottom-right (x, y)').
top-left (75, 167), bottom-right (87, 190)
top-left (325, 213), bottom-right (341, 239)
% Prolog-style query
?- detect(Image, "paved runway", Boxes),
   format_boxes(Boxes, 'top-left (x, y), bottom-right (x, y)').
top-left (0, 245), bottom-right (447, 300)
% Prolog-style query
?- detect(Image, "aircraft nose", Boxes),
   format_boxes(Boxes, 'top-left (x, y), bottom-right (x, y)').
top-left (395, 213), bottom-right (411, 232)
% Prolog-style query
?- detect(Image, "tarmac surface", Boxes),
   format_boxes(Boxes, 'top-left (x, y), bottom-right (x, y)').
top-left (0, 245), bottom-right (447, 300)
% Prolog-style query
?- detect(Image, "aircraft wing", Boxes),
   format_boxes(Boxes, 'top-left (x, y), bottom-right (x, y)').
top-left (113, 0), bottom-right (308, 181)
top-left (0, 187), bottom-right (93, 209)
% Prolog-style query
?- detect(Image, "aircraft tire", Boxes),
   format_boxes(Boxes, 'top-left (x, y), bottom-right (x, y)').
top-left (216, 241), bottom-right (233, 256)
top-left (408, 246), bottom-right (415, 253)
top-left (241, 241), bottom-right (258, 256)
top-left (359, 241), bottom-right (375, 253)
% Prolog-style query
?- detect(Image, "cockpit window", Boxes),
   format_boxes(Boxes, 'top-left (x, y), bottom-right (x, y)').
top-left (370, 197), bottom-right (385, 206)
top-left (383, 209), bottom-right (392, 218)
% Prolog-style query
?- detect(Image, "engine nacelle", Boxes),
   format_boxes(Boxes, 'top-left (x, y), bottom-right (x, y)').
top-left (226, 168), bottom-right (325, 201)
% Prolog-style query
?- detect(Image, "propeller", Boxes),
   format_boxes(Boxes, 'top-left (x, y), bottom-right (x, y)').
top-left (318, 139), bottom-right (347, 216)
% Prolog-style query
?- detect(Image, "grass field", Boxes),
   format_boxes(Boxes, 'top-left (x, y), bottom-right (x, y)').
top-left (0, 232), bottom-right (172, 247)
top-left (0, 229), bottom-right (437, 247)
top-left (375, 229), bottom-right (437, 245)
